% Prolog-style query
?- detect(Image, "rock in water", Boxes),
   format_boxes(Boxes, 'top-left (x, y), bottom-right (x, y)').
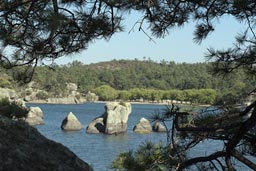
top-left (86, 102), bottom-right (132, 135)
top-left (25, 107), bottom-right (44, 126)
top-left (0, 116), bottom-right (92, 171)
top-left (133, 117), bottom-right (152, 133)
top-left (61, 112), bottom-right (82, 131)
top-left (86, 117), bottom-right (105, 134)
top-left (105, 102), bottom-right (131, 134)
top-left (152, 121), bottom-right (167, 132)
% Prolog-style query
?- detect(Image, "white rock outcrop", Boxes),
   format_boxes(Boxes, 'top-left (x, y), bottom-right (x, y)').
top-left (86, 102), bottom-right (132, 135)
top-left (133, 117), bottom-right (152, 133)
top-left (25, 107), bottom-right (44, 126)
top-left (61, 112), bottom-right (82, 131)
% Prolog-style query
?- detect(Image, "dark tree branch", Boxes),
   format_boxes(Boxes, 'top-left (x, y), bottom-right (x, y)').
top-left (226, 105), bottom-right (256, 155)
top-left (232, 149), bottom-right (256, 170)
top-left (177, 151), bottom-right (226, 171)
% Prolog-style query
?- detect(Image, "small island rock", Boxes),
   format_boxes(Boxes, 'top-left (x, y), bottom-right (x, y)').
top-left (86, 102), bottom-right (132, 135)
top-left (152, 121), bottom-right (167, 132)
top-left (61, 112), bottom-right (82, 131)
top-left (133, 117), bottom-right (152, 133)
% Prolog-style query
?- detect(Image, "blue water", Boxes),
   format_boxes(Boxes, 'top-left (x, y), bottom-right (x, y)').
top-left (28, 102), bottom-right (168, 171)
top-left (27, 102), bottom-right (255, 171)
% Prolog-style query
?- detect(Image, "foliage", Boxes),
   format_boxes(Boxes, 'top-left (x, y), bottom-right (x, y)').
top-left (1, 59), bottom-right (254, 104)
top-left (0, 77), bottom-right (12, 89)
top-left (112, 103), bottom-right (256, 171)
top-left (0, 98), bottom-right (28, 119)
top-left (117, 88), bottom-right (217, 104)
top-left (1, 1), bottom-right (256, 170)
top-left (111, 141), bottom-right (182, 171)
top-left (36, 91), bottom-right (49, 100)
top-left (0, 0), bottom-right (123, 82)
top-left (0, 72), bottom-right (14, 89)
top-left (3, 60), bottom-right (250, 104)
top-left (94, 85), bottom-right (118, 101)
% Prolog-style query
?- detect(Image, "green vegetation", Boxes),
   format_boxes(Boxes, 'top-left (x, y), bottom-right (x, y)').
top-left (0, 98), bottom-right (28, 119)
top-left (2, 59), bottom-right (255, 105)
top-left (94, 85), bottom-right (118, 101)
top-left (111, 142), bottom-right (177, 171)
top-left (0, 1), bottom-right (256, 170)
top-left (0, 71), bottom-right (14, 89)
top-left (33, 60), bottom-right (255, 104)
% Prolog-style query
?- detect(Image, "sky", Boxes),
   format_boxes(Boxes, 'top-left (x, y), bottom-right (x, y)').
top-left (55, 12), bottom-right (245, 65)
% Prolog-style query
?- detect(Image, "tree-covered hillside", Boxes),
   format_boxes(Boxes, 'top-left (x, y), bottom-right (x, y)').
top-left (1, 59), bottom-right (255, 104)
top-left (32, 59), bottom-right (253, 90)
top-left (33, 59), bottom-right (256, 103)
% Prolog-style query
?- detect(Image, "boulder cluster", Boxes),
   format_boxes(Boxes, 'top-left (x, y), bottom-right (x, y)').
top-left (0, 100), bottom-right (167, 171)
top-left (59, 102), bottom-right (166, 134)
top-left (133, 117), bottom-right (166, 133)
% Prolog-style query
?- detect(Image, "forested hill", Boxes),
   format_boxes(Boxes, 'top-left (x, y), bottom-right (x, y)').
top-left (1, 59), bottom-right (255, 104)
top-left (33, 59), bottom-right (252, 90)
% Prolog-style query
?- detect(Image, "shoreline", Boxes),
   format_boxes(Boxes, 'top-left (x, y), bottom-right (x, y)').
top-left (26, 100), bottom-right (211, 107)
top-left (26, 100), bottom-right (166, 105)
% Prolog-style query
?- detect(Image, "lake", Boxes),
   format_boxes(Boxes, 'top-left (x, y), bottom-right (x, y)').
top-left (27, 102), bottom-right (255, 171)
top-left (28, 102), bottom-right (168, 171)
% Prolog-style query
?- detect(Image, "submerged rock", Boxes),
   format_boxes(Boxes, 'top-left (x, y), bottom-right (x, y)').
top-left (61, 112), bottom-right (82, 131)
top-left (133, 117), bottom-right (152, 133)
top-left (0, 116), bottom-right (92, 171)
top-left (86, 102), bottom-right (132, 135)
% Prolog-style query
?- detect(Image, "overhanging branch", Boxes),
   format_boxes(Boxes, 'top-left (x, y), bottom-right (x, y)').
top-left (177, 151), bottom-right (226, 171)
top-left (232, 149), bottom-right (256, 170)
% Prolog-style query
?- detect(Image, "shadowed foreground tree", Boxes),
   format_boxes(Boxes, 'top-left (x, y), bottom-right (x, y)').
top-left (0, 0), bottom-right (123, 82)
top-left (0, 0), bottom-right (256, 170)
top-left (128, 1), bottom-right (256, 170)
top-left (1, 1), bottom-right (255, 80)
top-left (112, 103), bottom-right (256, 170)
top-left (111, 1), bottom-right (255, 171)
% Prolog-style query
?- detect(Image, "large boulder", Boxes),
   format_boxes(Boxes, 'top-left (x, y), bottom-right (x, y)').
top-left (133, 117), bottom-right (152, 133)
top-left (152, 121), bottom-right (167, 132)
top-left (86, 102), bottom-right (132, 135)
top-left (0, 116), bottom-right (92, 171)
top-left (61, 112), bottom-right (82, 131)
top-left (25, 107), bottom-right (44, 126)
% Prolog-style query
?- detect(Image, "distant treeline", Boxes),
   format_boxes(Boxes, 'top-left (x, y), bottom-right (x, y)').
top-left (1, 59), bottom-right (255, 104)
top-left (94, 85), bottom-right (217, 104)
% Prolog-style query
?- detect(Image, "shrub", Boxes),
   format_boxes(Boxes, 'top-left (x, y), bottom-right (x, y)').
top-left (36, 91), bottom-right (49, 100)
top-left (25, 89), bottom-right (32, 96)
top-left (0, 98), bottom-right (28, 119)
top-left (111, 141), bottom-right (178, 171)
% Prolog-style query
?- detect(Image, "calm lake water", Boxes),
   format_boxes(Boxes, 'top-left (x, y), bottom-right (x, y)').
top-left (28, 102), bottom-right (168, 171)
top-left (27, 102), bottom-right (254, 171)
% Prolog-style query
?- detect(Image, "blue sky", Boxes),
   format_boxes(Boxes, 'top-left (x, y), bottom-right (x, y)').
top-left (56, 13), bottom-right (245, 65)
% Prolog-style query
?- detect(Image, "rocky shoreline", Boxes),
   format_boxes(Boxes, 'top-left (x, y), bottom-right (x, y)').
top-left (0, 116), bottom-right (92, 171)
